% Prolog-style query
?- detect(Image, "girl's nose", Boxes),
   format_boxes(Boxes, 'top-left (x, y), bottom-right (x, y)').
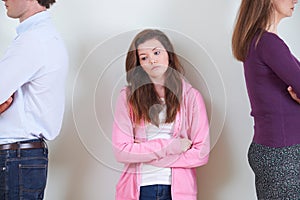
top-left (150, 58), bottom-right (157, 64)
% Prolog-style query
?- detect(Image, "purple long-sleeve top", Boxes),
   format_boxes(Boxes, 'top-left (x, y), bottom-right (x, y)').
top-left (244, 31), bottom-right (300, 147)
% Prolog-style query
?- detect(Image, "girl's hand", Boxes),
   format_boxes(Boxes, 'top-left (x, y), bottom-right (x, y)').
top-left (180, 138), bottom-right (192, 152)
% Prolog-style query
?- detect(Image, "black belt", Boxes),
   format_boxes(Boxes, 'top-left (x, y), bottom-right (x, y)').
top-left (0, 139), bottom-right (46, 151)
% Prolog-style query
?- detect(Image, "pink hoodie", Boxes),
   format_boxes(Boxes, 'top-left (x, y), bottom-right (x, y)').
top-left (112, 80), bottom-right (210, 200)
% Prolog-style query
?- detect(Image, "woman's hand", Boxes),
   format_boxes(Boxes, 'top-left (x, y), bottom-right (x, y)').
top-left (287, 86), bottom-right (300, 104)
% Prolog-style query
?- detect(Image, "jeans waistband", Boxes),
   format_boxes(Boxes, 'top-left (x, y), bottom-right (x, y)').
top-left (0, 139), bottom-right (46, 151)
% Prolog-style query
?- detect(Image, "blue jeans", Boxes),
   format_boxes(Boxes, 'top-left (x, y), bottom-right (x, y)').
top-left (0, 142), bottom-right (48, 200)
top-left (139, 185), bottom-right (172, 200)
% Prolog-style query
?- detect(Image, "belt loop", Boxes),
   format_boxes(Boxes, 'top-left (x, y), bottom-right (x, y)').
top-left (17, 142), bottom-right (21, 157)
top-left (42, 139), bottom-right (48, 155)
top-left (6, 149), bottom-right (10, 158)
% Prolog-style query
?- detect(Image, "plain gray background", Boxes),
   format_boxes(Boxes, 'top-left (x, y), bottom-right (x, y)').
top-left (1, 0), bottom-right (299, 199)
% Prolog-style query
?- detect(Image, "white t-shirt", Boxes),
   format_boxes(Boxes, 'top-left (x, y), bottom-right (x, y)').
top-left (140, 101), bottom-right (174, 186)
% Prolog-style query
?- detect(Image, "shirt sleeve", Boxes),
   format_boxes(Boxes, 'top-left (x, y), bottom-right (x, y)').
top-left (0, 35), bottom-right (42, 103)
top-left (146, 89), bottom-right (210, 168)
top-left (257, 33), bottom-right (300, 95)
top-left (112, 89), bottom-right (184, 164)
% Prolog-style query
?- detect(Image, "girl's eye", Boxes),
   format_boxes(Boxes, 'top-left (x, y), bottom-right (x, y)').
top-left (140, 56), bottom-right (147, 61)
top-left (154, 50), bottom-right (160, 55)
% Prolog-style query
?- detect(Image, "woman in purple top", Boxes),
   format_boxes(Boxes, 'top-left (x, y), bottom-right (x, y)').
top-left (232, 0), bottom-right (299, 199)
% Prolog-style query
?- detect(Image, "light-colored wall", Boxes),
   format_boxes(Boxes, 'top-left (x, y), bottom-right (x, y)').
top-left (1, 1), bottom-right (299, 199)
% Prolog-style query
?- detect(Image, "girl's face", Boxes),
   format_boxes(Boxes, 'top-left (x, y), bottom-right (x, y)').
top-left (272, 0), bottom-right (298, 19)
top-left (137, 39), bottom-right (169, 83)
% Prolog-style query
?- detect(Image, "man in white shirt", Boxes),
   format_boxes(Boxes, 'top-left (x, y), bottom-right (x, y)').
top-left (0, 0), bottom-right (68, 199)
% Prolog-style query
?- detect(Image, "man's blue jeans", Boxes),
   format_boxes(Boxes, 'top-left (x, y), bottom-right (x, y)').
top-left (0, 142), bottom-right (48, 200)
top-left (139, 185), bottom-right (172, 200)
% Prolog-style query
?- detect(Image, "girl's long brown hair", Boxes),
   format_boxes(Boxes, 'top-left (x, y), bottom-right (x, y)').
top-left (232, 0), bottom-right (273, 61)
top-left (126, 29), bottom-right (184, 126)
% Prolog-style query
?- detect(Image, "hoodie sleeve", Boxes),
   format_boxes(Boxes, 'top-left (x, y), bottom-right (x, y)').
top-left (112, 88), bottom-right (184, 164)
top-left (146, 88), bottom-right (210, 168)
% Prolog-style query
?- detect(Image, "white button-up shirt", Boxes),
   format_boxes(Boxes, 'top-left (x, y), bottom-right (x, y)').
top-left (0, 11), bottom-right (68, 144)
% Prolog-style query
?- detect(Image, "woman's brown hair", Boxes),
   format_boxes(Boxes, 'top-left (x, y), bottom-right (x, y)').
top-left (126, 29), bottom-right (184, 126)
top-left (232, 0), bottom-right (273, 61)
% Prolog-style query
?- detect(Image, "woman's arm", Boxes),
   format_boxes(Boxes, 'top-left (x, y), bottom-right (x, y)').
top-left (258, 34), bottom-right (300, 95)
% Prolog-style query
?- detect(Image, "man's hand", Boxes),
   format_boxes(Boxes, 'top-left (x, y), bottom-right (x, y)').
top-left (0, 96), bottom-right (13, 114)
top-left (287, 86), bottom-right (300, 104)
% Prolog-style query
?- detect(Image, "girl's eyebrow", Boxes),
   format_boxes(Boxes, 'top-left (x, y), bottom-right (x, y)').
top-left (138, 46), bottom-right (161, 56)
top-left (138, 52), bottom-right (146, 56)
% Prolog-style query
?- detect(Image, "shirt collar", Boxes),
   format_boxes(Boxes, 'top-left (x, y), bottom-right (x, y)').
top-left (16, 11), bottom-right (50, 35)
